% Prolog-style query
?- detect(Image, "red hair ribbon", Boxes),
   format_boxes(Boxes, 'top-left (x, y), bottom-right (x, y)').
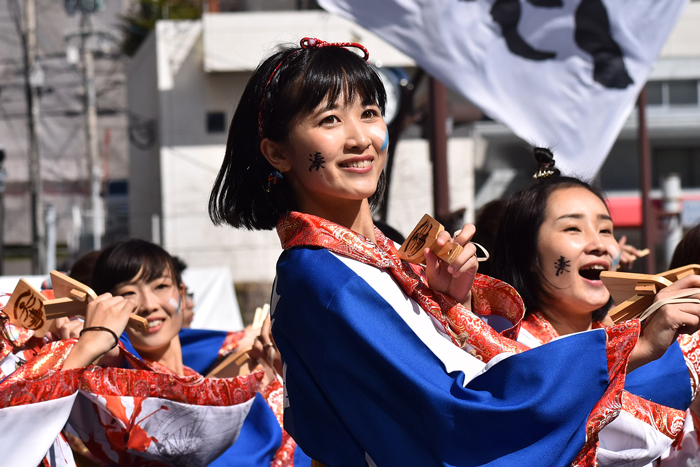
top-left (299, 37), bottom-right (370, 61)
top-left (258, 37), bottom-right (370, 139)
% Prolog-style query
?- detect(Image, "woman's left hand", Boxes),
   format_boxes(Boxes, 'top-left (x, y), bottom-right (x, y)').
top-left (617, 235), bottom-right (644, 272)
top-left (424, 223), bottom-right (478, 305)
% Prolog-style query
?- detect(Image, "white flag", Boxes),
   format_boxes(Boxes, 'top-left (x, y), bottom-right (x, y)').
top-left (318, 0), bottom-right (688, 177)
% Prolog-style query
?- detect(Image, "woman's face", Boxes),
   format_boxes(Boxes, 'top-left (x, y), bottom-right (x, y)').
top-left (277, 94), bottom-right (388, 214)
top-left (112, 267), bottom-right (184, 356)
top-left (536, 186), bottom-right (618, 318)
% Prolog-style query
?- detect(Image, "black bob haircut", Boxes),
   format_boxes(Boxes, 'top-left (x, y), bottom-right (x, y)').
top-left (208, 41), bottom-right (388, 231)
top-left (492, 148), bottom-right (609, 318)
top-left (92, 239), bottom-right (182, 295)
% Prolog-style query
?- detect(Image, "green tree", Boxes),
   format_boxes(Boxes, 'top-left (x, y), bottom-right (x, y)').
top-left (121, 0), bottom-right (202, 56)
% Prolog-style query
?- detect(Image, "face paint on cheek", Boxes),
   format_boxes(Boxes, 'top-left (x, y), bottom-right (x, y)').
top-left (609, 243), bottom-right (621, 270)
top-left (553, 255), bottom-right (571, 276)
top-left (168, 296), bottom-right (181, 315)
top-left (308, 152), bottom-right (325, 171)
top-left (370, 126), bottom-right (389, 152)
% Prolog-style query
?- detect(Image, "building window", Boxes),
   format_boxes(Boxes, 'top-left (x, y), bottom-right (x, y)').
top-left (646, 81), bottom-right (663, 106)
top-left (653, 147), bottom-right (700, 189)
top-left (669, 80), bottom-right (698, 105)
top-left (646, 80), bottom-right (700, 106)
top-left (207, 112), bottom-right (226, 133)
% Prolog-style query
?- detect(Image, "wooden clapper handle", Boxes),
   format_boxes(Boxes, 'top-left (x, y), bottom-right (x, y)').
top-left (206, 304), bottom-right (270, 379)
top-left (4, 270), bottom-right (149, 337)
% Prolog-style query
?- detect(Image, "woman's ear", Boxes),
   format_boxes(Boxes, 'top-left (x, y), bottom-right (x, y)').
top-left (260, 138), bottom-right (290, 172)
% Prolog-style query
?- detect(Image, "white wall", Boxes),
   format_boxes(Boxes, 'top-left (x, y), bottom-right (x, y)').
top-left (127, 31), bottom-right (162, 242)
top-left (160, 144), bottom-right (282, 283)
top-left (202, 11), bottom-right (415, 72)
top-left (387, 138), bottom-right (475, 236)
top-left (660, 2), bottom-right (700, 57)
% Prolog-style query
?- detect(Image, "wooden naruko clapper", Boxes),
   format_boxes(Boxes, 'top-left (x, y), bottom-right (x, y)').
top-left (5, 270), bottom-right (149, 337)
top-left (397, 214), bottom-right (463, 264)
top-left (601, 264), bottom-right (700, 323)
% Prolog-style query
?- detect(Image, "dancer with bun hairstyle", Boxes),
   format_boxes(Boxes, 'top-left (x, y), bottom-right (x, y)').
top-left (494, 147), bottom-right (700, 466)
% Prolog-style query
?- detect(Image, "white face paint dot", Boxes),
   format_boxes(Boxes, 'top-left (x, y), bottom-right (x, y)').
top-left (369, 126), bottom-right (386, 140)
top-left (169, 297), bottom-right (181, 314)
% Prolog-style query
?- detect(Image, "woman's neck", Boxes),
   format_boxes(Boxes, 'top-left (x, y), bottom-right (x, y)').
top-left (140, 336), bottom-right (185, 376)
top-left (299, 198), bottom-right (376, 242)
top-left (538, 305), bottom-right (593, 336)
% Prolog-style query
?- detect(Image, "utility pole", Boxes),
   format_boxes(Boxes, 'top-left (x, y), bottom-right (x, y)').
top-left (0, 148), bottom-right (6, 276)
top-left (637, 88), bottom-right (655, 273)
top-left (429, 77), bottom-right (450, 226)
top-left (23, 0), bottom-right (46, 274)
top-left (80, 12), bottom-right (102, 250)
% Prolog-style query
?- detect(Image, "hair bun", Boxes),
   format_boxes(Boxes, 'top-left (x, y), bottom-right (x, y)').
top-left (532, 147), bottom-right (560, 179)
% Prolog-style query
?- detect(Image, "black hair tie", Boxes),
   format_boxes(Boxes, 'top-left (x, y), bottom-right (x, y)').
top-left (79, 326), bottom-right (119, 350)
top-left (532, 147), bottom-right (559, 179)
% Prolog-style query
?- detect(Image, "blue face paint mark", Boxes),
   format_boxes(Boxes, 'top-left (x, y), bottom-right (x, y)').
top-left (381, 127), bottom-right (389, 152)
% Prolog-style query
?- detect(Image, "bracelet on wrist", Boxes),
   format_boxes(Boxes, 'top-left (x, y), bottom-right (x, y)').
top-left (79, 326), bottom-right (119, 350)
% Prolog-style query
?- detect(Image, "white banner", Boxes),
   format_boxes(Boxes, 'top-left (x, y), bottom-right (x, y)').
top-left (183, 267), bottom-right (244, 331)
top-left (318, 0), bottom-right (688, 178)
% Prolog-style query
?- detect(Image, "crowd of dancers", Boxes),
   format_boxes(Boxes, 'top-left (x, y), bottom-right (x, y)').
top-left (2, 36), bottom-right (700, 467)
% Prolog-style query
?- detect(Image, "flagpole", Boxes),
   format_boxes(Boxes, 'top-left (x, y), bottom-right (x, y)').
top-left (429, 77), bottom-right (450, 227)
top-left (637, 86), bottom-right (655, 273)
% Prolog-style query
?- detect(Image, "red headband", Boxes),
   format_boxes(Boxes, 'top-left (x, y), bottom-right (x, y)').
top-left (257, 37), bottom-right (370, 140)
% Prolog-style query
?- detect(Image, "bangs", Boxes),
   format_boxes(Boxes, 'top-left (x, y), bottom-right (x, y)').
top-left (92, 240), bottom-right (181, 295)
top-left (267, 47), bottom-right (387, 140)
top-left (297, 50), bottom-right (386, 114)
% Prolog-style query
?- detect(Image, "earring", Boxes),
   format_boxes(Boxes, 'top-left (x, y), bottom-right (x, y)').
top-left (266, 169), bottom-right (284, 192)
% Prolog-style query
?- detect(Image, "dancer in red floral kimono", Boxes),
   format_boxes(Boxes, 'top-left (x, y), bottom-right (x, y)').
top-left (0, 239), bottom-right (298, 467)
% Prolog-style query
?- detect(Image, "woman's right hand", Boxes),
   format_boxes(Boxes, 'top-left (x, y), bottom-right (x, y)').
top-left (250, 314), bottom-right (283, 376)
top-left (628, 275), bottom-right (700, 372)
top-left (62, 293), bottom-right (137, 370)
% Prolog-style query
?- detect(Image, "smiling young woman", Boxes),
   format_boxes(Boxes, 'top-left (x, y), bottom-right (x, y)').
top-left (534, 186), bottom-right (617, 334)
top-left (55, 238), bottom-right (306, 466)
top-left (493, 147), bottom-right (700, 465)
top-left (90, 239), bottom-right (187, 374)
top-left (260, 96), bottom-right (387, 238)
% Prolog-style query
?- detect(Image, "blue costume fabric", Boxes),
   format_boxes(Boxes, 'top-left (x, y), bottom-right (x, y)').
top-left (271, 247), bottom-right (624, 467)
top-left (625, 341), bottom-right (692, 411)
top-left (179, 327), bottom-right (229, 375)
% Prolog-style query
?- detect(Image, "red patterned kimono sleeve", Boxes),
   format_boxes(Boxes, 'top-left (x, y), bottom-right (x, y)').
top-left (677, 332), bottom-right (700, 401)
top-left (0, 339), bottom-right (81, 405)
top-left (1, 338), bottom-right (264, 407)
top-left (572, 320), bottom-right (640, 466)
